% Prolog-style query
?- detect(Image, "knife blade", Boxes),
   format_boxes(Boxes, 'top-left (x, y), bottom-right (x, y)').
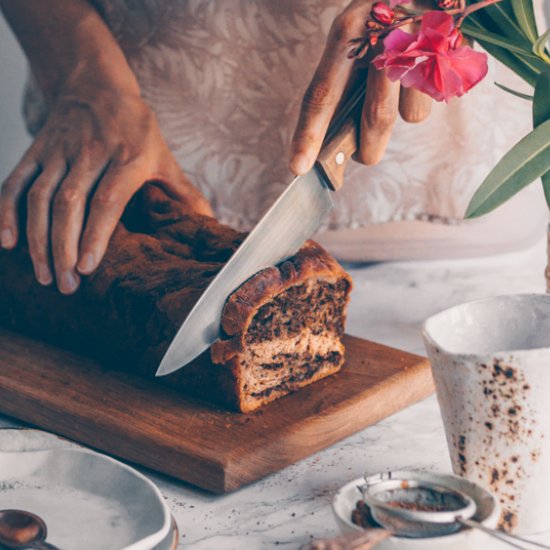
top-left (156, 86), bottom-right (365, 377)
top-left (155, 169), bottom-right (333, 376)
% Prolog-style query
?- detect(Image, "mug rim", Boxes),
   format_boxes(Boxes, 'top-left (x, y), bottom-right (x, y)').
top-left (422, 293), bottom-right (550, 358)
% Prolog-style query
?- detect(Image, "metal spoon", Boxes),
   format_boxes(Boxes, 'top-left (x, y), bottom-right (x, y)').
top-left (0, 510), bottom-right (60, 550)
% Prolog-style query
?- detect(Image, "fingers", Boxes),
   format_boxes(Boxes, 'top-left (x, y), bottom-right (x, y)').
top-left (289, 3), bottom-right (371, 175)
top-left (399, 86), bottom-right (432, 123)
top-left (292, 11), bottom-right (433, 170)
top-left (357, 71), bottom-right (432, 166)
top-left (26, 158), bottom-right (68, 286)
top-left (397, 17), bottom-right (431, 124)
top-left (357, 65), bottom-right (400, 165)
top-left (357, 18), bottom-right (431, 165)
top-left (77, 160), bottom-right (144, 276)
top-left (0, 152), bottom-right (41, 250)
top-left (50, 158), bottom-right (107, 294)
top-left (290, 53), bottom-right (353, 176)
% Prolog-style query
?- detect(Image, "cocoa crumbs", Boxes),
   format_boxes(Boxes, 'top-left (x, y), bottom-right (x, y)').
top-left (457, 435), bottom-right (467, 474)
top-left (351, 500), bottom-right (381, 529)
top-left (500, 511), bottom-right (518, 531)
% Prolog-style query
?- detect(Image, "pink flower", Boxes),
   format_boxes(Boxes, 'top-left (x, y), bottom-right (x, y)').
top-left (372, 11), bottom-right (488, 102)
top-left (448, 27), bottom-right (463, 49)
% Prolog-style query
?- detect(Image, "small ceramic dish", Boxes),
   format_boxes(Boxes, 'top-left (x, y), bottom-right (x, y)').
top-left (0, 429), bottom-right (171, 550)
top-left (332, 470), bottom-right (501, 549)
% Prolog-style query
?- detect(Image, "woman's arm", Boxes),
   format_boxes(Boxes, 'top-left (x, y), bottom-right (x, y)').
top-left (0, 0), bottom-right (140, 102)
top-left (0, 0), bottom-right (211, 294)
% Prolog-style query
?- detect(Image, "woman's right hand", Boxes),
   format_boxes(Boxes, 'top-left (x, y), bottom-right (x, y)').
top-left (290, 0), bottom-right (433, 176)
top-left (0, 77), bottom-right (211, 295)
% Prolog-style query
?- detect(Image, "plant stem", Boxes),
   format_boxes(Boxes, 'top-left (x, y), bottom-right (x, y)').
top-left (388, 0), bottom-right (505, 35)
top-left (353, 0), bottom-right (506, 59)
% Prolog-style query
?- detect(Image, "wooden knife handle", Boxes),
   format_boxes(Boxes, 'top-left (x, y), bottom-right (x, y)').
top-left (315, 84), bottom-right (366, 192)
top-left (316, 119), bottom-right (358, 191)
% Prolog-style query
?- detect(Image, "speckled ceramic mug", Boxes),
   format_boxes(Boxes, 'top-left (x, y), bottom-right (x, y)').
top-left (423, 294), bottom-right (550, 535)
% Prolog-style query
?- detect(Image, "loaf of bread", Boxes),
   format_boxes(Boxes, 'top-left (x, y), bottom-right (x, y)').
top-left (0, 184), bottom-right (351, 412)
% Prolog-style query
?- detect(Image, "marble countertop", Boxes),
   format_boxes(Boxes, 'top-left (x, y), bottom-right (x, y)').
top-left (1, 236), bottom-right (547, 549)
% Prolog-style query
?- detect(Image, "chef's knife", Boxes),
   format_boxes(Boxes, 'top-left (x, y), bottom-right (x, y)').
top-left (155, 86), bottom-right (365, 377)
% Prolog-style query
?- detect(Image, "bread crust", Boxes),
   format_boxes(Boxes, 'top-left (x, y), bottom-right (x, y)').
top-left (0, 184), bottom-right (351, 413)
top-left (211, 242), bottom-right (352, 364)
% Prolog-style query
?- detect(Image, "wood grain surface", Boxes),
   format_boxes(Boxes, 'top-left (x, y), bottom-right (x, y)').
top-left (0, 329), bottom-right (434, 493)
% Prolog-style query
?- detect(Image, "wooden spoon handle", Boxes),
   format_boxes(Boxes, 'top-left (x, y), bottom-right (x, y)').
top-left (304, 527), bottom-right (392, 550)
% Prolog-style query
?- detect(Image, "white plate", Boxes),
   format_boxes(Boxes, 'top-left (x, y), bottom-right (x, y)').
top-left (332, 471), bottom-right (505, 549)
top-left (0, 429), bottom-right (171, 550)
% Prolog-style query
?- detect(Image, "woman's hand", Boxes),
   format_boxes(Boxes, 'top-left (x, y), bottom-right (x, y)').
top-left (290, 0), bottom-right (432, 175)
top-left (0, 82), bottom-right (211, 294)
top-left (0, 0), bottom-right (211, 295)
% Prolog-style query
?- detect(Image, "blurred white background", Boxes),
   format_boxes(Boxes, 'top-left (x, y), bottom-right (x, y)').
top-left (0, 13), bottom-right (31, 183)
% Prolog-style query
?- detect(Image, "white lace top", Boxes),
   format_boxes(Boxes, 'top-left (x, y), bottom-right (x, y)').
top-left (23, 0), bottom-right (545, 234)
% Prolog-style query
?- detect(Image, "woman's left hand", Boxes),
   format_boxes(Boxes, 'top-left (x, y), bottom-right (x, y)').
top-left (0, 82), bottom-right (211, 295)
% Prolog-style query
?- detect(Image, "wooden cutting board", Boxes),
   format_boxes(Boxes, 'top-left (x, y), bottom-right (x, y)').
top-left (0, 329), bottom-right (433, 493)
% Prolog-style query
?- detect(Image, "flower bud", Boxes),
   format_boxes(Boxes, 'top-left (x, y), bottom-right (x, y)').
top-left (371, 2), bottom-right (395, 26)
top-left (448, 27), bottom-right (463, 49)
top-left (437, 0), bottom-right (460, 8)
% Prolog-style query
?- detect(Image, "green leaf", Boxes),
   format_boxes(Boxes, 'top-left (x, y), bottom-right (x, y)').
top-left (533, 29), bottom-right (550, 63)
top-left (514, 52), bottom-right (547, 75)
top-left (465, 118), bottom-right (550, 218)
top-left (494, 82), bottom-right (533, 101)
top-left (461, 21), bottom-right (539, 57)
top-left (472, 38), bottom-right (539, 86)
top-left (511, 0), bottom-right (538, 43)
top-left (483, 2), bottom-right (534, 48)
top-left (533, 68), bottom-right (550, 127)
top-left (462, 14), bottom-right (540, 86)
top-left (533, 68), bottom-right (550, 207)
top-left (471, 2), bottom-right (548, 76)
top-left (466, 5), bottom-right (531, 50)
top-left (541, 168), bottom-right (550, 208)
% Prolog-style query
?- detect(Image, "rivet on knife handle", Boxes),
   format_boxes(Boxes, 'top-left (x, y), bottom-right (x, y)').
top-left (315, 118), bottom-right (358, 191)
